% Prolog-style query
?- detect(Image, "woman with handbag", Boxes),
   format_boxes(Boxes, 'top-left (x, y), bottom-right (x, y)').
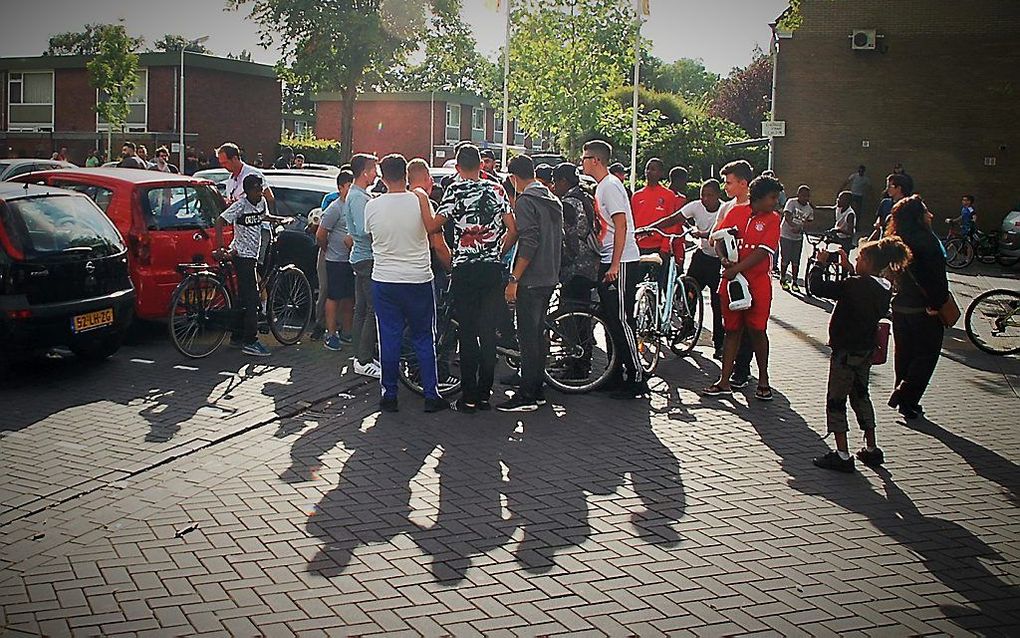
top-left (885, 195), bottom-right (955, 420)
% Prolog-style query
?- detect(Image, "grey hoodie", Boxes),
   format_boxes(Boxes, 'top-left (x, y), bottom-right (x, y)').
top-left (515, 181), bottom-right (563, 288)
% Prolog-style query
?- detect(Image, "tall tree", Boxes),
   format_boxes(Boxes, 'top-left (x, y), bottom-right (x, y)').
top-left (149, 34), bottom-right (212, 53)
top-left (86, 23), bottom-right (139, 160)
top-left (709, 52), bottom-right (773, 138)
top-left (46, 23), bottom-right (143, 56)
top-left (642, 57), bottom-right (720, 107)
top-left (506, 0), bottom-right (637, 152)
top-left (394, 0), bottom-right (495, 94)
top-left (229, 0), bottom-right (429, 161)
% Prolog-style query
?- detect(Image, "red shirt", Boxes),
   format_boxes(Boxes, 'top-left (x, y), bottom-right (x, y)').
top-left (717, 204), bottom-right (781, 280)
top-left (631, 184), bottom-right (682, 251)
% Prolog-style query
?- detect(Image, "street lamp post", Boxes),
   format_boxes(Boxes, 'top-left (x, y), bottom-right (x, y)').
top-left (179, 36), bottom-right (210, 171)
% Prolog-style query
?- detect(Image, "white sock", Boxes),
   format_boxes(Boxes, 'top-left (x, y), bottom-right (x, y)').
top-left (837, 450), bottom-right (851, 461)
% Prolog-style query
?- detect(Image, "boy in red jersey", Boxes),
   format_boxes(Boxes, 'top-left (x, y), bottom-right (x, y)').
top-left (705, 174), bottom-right (784, 401)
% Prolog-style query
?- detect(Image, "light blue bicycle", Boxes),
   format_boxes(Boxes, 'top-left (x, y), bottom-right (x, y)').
top-left (633, 226), bottom-right (705, 375)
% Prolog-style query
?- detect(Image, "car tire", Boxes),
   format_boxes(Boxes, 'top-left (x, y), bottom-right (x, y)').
top-left (70, 332), bottom-right (125, 362)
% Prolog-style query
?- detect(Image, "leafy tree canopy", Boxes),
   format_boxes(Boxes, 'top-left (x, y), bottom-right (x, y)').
top-left (709, 52), bottom-right (773, 138)
top-left (641, 56), bottom-right (720, 108)
top-left (46, 23), bottom-right (143, 56)
top-left (149, 34), bottom-right (212, 53)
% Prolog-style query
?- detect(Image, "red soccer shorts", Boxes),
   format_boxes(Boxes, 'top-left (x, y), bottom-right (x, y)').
top-left (719, 275), bottom-right (772, 332)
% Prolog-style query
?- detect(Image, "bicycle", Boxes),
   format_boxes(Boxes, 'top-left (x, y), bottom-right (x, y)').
top-left (964, 288), bottom-right (1020, 356)
top-left (168, 226), bottom-right (313, 358)
top-left (804, 231), bottom-right (851, 297)
top-left (632, 227), bottom-right (704, 375)
top-left (399, 281), bottom-right (618, 397)
top-left (943, 221), bottom-right (1020, 269)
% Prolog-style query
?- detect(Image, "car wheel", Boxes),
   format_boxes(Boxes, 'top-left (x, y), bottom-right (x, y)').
top-left (70, 332), bottom-right (125, 362)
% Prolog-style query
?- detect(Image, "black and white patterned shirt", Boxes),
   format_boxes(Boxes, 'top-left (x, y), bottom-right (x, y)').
top-left (221, 197), bottom-right (266, 259)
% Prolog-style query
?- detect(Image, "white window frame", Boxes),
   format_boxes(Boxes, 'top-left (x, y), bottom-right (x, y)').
top-left (494, 112), bottom-right (504, 140)
top-left (471, 107), bottom-right (485, 142)
top-left (513, 121), bottom-right (525, 146)
top-left (294, 120), bottom-right (309, 137)
top-left (96, 69), bottom-right (148, 133)
top-left (532, 132), bottom-right (544, 150)
top-left (7, 71), bottom-right (55, 132)
top-left (445, 103), bottom-right (461, 143)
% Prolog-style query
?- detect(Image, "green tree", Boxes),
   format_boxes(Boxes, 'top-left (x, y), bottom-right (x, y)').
top-left (86, 24), bottom-right (139, 160)
top-left (642, 57), bottom-right (720, 107)
top-left (149, 34), bottom-right (212, 53)
top-left (709, 52), bottom-right (773, 137)
top-left (506, 0), bottom-right (637, 153)
top-left (394, 0), bottom-right (496, 94)
top-left (229, 0), bottom-right (431, 161)
top-left (46, 23), bottom-right (143, 56)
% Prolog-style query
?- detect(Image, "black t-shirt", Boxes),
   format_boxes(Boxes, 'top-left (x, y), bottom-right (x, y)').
top-left (808, 269), bottom-right (892, 352)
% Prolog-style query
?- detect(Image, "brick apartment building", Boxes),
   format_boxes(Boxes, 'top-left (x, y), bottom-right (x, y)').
top-left (772, 0), bottom-right (1020, 228)
top-left (0, 52), bottom-right (280, 165)
top-left (313, 91), bottom-right (549, 167)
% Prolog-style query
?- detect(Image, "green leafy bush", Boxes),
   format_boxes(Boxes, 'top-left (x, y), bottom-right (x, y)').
top-left (279, 134), bottom-right (343, 166)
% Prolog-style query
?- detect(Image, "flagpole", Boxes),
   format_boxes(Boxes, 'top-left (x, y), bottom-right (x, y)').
top-left (629, 0), bottom-right (641, 190)
top-left (500, 0), bottom-right (512, 171)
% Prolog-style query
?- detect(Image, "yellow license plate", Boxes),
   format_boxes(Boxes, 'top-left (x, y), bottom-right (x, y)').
top-left (72, 308), bottom-right (114, 333)
top-left (184, 288), bottom-right (217, 305)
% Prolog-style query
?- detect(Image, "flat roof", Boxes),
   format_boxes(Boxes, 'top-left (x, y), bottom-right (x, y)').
top-left (312, 90), bottom-right (490, 108)
top-left (0, 52), bottom-right (276, 78)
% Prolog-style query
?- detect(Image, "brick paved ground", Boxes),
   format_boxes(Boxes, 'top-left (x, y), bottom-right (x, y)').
top-left (1, 268), bottom-right (1018, 636)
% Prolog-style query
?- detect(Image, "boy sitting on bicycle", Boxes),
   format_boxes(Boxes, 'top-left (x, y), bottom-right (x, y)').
top-left (215, 173), bottom-right (291, 357)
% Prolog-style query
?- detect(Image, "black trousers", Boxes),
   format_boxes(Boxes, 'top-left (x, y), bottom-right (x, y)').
top-left (687, 250), bottom-right (724, 352)
top-left (892, 310), bottom-right (944, 408)
top-left (517, 285), bottom-right (555, 400)
top-left (451, 263), bottom-right (505, 403)
top-left (561, 276), bottom-right (596, 371)
top-left (233, 255), bottom-right (259, 344)
top-left (597, 261), bottom-right (643, 384)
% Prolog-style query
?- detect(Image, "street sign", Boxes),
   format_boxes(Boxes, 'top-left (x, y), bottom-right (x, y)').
top-left (170, 142), bottom-right (182, 153)
top-left (761, 121), bottom-right (786, 137)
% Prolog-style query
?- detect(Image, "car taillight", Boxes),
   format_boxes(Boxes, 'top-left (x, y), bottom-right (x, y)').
top-left (129, 233), bottom-right (151, 265)
top-left (5, 309), bottom-right (31, 320)
top-left (0, 216), bottom-right (25, 262)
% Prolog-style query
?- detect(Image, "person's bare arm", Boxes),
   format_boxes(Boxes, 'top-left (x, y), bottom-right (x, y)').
top-left (500, 212), bottom-right (518, 257)
top-left (315, 225), bottom-right (328, 250)
top-left (263, 185), bottom-right (276, 216)
top-left (430, 232), bottom-right (452, 272)
top-left (415, 190), bottom-right (446, 234)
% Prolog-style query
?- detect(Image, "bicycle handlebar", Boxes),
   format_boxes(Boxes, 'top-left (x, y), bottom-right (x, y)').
top-left (635, 226), bottom-right (695, 241)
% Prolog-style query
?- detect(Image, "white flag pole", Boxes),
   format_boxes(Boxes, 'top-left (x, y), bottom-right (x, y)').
top-left (629, 0), bottom-right (641, 190)
top-left (501, 0), bottom-right (512, 171)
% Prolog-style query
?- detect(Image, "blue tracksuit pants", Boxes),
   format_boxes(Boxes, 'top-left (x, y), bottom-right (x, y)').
top-left (372, 281), bottom-right (440, 400)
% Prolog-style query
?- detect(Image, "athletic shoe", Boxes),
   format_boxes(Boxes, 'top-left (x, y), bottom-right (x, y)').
top-left (476, 401), bottom-right (492, 411)
top-left (339, 332), bottom-right (353, 345)
top-left (856, 447), bottom-right (885, 467)
top-left (496, 395), bottom-right (539, 412)
top-left (380, 397), bottom-right (399, 413)
top-left (780, 279), bottom-right (791, 291)
top-left (812, 450), bottom-right (855, 473)
top-left (309, 324), bottom-right (325, 341)
top-left (353, 360), bottom-right (381, 379)
top-left (791, 282), bottom-right (801, 293)
top-left (229, 336), bottom-right (244, 348)
top-left (535, 392), bottom-right (547, 406)
top-left (424, 397), bottom-right (450, 413)
top-left (452, 398), bottom-right (476, 414)
top-left (242, 342), bottom-right (271, 357)
top-left (729, 374), bottom-right (750, 389)
top-left (323, 334), bottom-right (342, 351)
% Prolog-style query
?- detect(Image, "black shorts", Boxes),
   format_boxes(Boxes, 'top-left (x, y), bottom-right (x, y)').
top-left (325, 261), bottom-right (355, 301)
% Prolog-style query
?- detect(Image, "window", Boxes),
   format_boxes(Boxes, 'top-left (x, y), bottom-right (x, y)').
top-left (53, 182), bottom-right (115, 215)
top-left (494, 113), bottom-right (504, 141)
top-left (294, 120), bottom-right (309, 137)
top-left (272, 187), bottom-right (330, 222)
top-left (471, 107), bottom-right (485, 142)
top-left (513, 120), bottom-right (525, 146)
top-left (2, 195), bottom-right (125, 259)
top-left (142, 185), bottom-right (220, 230)
top-left (7, 71), bottom-right (54, 131)
top-left (97, 69), bottom-right (147, 132)
top-left (445, 103), bottom-right (461, 143)
top-left (532, 132), bottom-right (544, 150)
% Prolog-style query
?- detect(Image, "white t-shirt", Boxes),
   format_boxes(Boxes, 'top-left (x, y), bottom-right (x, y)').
top-left (364, 191), bottom-right (433, 284)
top-left (224, 163), bottom-right (264, 206)
top-left (681, 199), bottom-right (723, 256)
top-left (781, 199), bottom-right (814, 240)
top-left (594, 174), bottom-right (640, 264)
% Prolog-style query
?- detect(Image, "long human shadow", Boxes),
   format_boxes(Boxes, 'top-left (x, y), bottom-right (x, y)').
top-left (732, 389), bottom-right (1020, 633)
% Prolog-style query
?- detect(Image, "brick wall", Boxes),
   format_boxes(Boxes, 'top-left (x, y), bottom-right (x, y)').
top-left (773, 0), bottom-right (1020, 230)
top-left (184, 66), bottom-right (280, 162)
top-left (146, 66), bottom-right (176, 135)
top-left (54, 69), bottom-right (94, 133)
top-left (315, 98), bottom-right (439, 162)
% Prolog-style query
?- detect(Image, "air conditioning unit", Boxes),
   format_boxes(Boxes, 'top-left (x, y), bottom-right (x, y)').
top-left (851, 29), bottom-right (877, 50)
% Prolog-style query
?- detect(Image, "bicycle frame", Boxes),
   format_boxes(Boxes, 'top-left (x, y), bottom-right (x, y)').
top-left (636, 226), bottom-right (695, 335)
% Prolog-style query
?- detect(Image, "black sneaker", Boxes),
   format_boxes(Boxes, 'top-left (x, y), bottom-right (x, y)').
top-left (813, 451), bottom-right (855, 473)
top-left (535, 391), bottom-right (547, 406)
top-left (424, 397), bottom-right (450, 413)
top-left (729, 374), bottom-right (750, 389)
top-left (229, 336), bottom-right (244, 348)
top-left (856, 447), bottom-right (885, 467)
top-left (476, 401), bottom-right (492, 411)
top-left (380, 397), bottom-right (399, 413)
top-left (898, 405), bottom-right (920, 420)
top-left (309, 324), bottom-right (325, 341)
top-left (452, 398), bottom-right (476, 414)
top-left (496, 395), bottom-right (539, 412)
top-left (610, 381), bottom-right (650, 400)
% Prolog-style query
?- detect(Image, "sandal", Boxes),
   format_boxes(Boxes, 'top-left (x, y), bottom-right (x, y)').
top-left (703, 383), bottom-right (732, 397)
top-left (754, 386), bottom-right (774, 401)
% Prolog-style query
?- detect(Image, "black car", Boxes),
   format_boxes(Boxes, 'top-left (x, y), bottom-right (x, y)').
top-left (0, 182), bottom-right (135, 365)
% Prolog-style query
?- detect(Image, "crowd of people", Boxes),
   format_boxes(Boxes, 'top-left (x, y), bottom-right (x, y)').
top-left (208, 138), bottom-right (950, 475)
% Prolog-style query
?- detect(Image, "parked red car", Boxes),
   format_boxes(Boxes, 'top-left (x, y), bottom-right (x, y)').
top-left (13, 168), bottom-right (228, 320)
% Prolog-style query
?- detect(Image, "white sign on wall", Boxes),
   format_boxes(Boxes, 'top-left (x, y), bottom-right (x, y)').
top-left (761, 121), bottom-right (786, 137)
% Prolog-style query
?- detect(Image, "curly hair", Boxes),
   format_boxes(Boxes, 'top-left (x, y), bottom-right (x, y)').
top-left (885, 194), bottom-right (929, 238)
top-left (858, 236), bottom-right (912, 276)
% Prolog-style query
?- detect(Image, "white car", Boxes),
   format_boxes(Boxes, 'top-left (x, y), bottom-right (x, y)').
top-left (0, 158), bottom-right (75, 181)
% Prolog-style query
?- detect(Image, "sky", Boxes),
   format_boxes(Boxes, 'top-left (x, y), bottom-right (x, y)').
top-left (0, 0), bottom-right (788, 75)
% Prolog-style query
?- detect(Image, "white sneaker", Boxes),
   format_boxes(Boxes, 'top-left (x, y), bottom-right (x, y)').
top-left (354, 360), bottom-right (381, 379)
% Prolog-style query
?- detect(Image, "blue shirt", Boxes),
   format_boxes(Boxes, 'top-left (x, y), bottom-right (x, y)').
top-left (321, 191), bottom-right (340, 209)
top-left (961, 206), bottom-right (975, 235)
top-left (320, 197), bottom-right (351, 262)
top-left (345, 184), bottom-right (373, 264)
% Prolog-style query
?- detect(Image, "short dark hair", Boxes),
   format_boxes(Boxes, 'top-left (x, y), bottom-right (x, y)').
top-left (480, 149), bottom-right (496, 160)
top-left (121, 141), bottom-right (136, 151)
top-left (701, 178), bottom-right (722, 193)
top-left (749, 175), bottom-right (784, 203)
top-left (963, 194), bottom-right (975, 203)
top-left (536, 164), bottom-right (553, 183)
top-left (350, 153), bottom-right (377, 179)
top-left (456, 144), bottom-right (481, 171)
top-left (720, 160), bottom-right (754, 183)
top-left (379, 153), bottom-right (407, 182)
top-left (646, 157), bottom-right (665, 171)
top-left (608, 162), bottom-right (626, 175)
top-left (508, 155), bottom-right (536, 179)
top-left (552, 162), bottom-right (580, 187)
top-left (669, 166), bottom-right (689, 183)
top-left (242, 173), bottom-right (263, 192)
top-left (336, 170), bottom-right (355, 187)
top-left (583, 140), bottom-right (612, 164)
top-left (217, 143), bottom-right (241, 160)
top-left (797, 184), bottom-right (811, 193)
top-left (155, 146), bottom-right (169, 156)
top-left (886, 173), bottom-right (914, 196)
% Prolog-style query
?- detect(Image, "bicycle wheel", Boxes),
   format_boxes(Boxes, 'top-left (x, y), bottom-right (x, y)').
top-left (168, 274), bottom-right (232, 358)
top-left (669, 276), bottom-right (705, 356)
top-left (965, 289), bottom-right (1020, 355)
top-left (268, 265), bottom-right (312, 345)
top-left (543, 308), bottom-right (617, 394)
top-left (400, 318), bottom-right (461, 398)
top-left (996, 251), bottom-right (1020, 268)
top-left (632, 284), bottom-right (660, 375)
top-left (946, 238), bottom-right (974, 269)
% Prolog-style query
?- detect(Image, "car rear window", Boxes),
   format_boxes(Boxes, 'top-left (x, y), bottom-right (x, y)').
top-left (0, 194), bottom-right (126, 261)
top-left (273, 187), bottom-right (328, 222)
top-left (52, 182), bottom-right (114, 214)
top-left (142, 184), bottom-right (222, 230)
